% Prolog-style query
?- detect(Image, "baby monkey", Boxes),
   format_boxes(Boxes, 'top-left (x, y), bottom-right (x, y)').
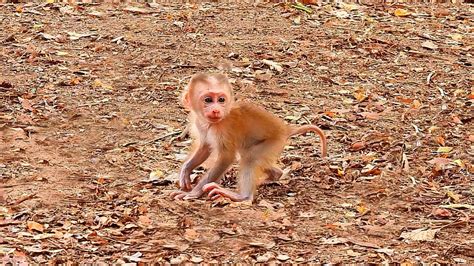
top-left (171, 73), bottom-right (327, 202)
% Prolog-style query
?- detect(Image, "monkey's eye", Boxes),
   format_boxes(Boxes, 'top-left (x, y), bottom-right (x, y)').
top-left (218, 97), bottom-right (226, 103)
top-left (204, 97), bottom-right (213, 103)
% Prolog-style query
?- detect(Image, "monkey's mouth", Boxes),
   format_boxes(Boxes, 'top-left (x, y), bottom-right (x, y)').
top-left (207, 117), bottom-right (222, 123)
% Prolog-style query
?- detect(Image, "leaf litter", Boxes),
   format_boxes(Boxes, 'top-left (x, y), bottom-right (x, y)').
top-left (0, 1), bottom-right (472, 264)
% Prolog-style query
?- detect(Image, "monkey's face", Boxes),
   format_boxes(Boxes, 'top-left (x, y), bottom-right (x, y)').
top-left (199, 91), bottom-right (230, 123)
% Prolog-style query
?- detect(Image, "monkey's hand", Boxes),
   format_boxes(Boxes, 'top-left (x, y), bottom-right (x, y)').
top-left (178, 170), bottom-right (193, 192)
top-left (202, 182), bottom-right (250, 202)
top-left (170, 187), bottom-right (204, 200)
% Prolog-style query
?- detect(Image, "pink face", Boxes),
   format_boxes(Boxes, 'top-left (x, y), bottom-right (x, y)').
top-left (200, 91), bottom-right (229, 123)
top-left (193, 82), bottom-right (230, 124)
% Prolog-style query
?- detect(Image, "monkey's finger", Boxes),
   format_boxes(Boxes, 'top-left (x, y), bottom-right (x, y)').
top-left (183, 194), bottom-right (198, 200)
top-left (202, 182), bottom-right (220, 192)
top-left (211, 195), bottom-right (221, 201)
top-left (207, 188), bottom-right (222, 199)
top-left (179, 180), bottom-right (192, 192)
top-left (173, 193), bottom-right (186, 200)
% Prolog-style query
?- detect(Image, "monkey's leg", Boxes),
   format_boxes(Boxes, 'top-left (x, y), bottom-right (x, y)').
top-left (264, 166), bottom-right (283, 182)
top-left (204, 140), bottom-right (285, 202)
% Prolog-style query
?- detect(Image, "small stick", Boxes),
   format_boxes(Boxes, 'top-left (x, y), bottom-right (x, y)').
top-left (9, 192), bottom-right (37, 206)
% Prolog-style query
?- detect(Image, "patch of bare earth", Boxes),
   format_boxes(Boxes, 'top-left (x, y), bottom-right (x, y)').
top-left (0, 2), bottom-right (473, 264)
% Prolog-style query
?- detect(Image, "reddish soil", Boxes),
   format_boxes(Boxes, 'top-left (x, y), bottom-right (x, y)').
top-left (1, 2), bottom-right (473, 264)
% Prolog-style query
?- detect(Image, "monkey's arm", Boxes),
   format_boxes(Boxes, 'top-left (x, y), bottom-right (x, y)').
top-left (179, 143), bottom-right (211, 191)
top-left (173, 153), bottom-right (234, 200)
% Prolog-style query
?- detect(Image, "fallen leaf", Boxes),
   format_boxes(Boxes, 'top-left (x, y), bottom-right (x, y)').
top-left (411, 100), bottom-right (422, 109)
top-left (276, 254), bottom-right (290, 261)
top-left (451, 115), bottom-right (462, 124)
top-left (124, 252), bottom-right (142, 262)
top-left (436, 147), bottom-right (453, 153)
top-left (138, 215), bottom-right (152, 227)
top-left (375, 248), bottom-right (394, 256)
top-left (299, 211), bottom-right (317, 218)
top-left (353, 89), bottom-right (367, 102)
top-left (19, 97), bottom-right (34, 112)
top-left (394, 8), bottom-right (411, 17)
top-left (469, 135), bottom-right (474, 142)
top-left (293, 16), bottom-right (301, 25)
top-left (149, 170), bottom-right (164, 180)
top-left (27, 221), bottom-right (44, 232)
top-left (428, 157), bottom-right (452, 170)
top-left (351, 141), bottom-right (367, 151)
top-left (434, 136), bottom-right (445, 146)
top-left (361, 112), bottom-right (380, 120)
top-left (400, 228), bottom-right (438, 241)
top-left (431, 208), bottom-right (452, 218)
top-left (446, 191), bottom-right (460, 202)
top-left (397, 97), bottom-right (413, 104)
top-left (190, 257), bottom-right (203, 263)
top-left (123, 6), bottom-right (151, 14)
top-left (262, 59), bottom-right (283, 72)
top-left (184, 229), bottom-right (200, 242)
top-left (249, 241), bottom-right (275, 249)
top-left (449, 33), bottom-right (463, 41)
top-left (421, 40), bottom-right (438, 50)
top-left (321, 237), bottom-right (349, 245)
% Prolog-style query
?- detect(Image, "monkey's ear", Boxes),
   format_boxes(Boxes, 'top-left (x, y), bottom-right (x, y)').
top-left (181, 91), bottom-right (191, 110)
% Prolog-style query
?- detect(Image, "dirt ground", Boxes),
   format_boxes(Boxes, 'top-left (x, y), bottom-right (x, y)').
top-left (1, 1), bottom-right (473, 264)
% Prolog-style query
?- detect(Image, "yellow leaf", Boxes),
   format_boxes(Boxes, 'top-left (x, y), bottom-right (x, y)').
top-left (453, 159), bottom-right (464, 168)
top-left (27, 221), bottom-right (44, 232)
top-left (16, 5), bottom-right (23, 13)
top-left (46, 0), bottom-right (54, 3)
top-left (428, 126), bottom-right (439, 134)
top-left (411, 100), bottom-right (422, 109)
top-left (394, 8), bottom-right (411, 17)
top-left (446, 191), bottom-right (460, 202)
top-left (436, 147), bottom-right (453, 153)
top-left (149, 170), bottom-right (164, 180)
top-left (56, 51), bottom-right (69, 56)
top-left (337, 168), bottom-right (344, 177)
top-left (450, 33), bottom-right (463, 41)
top-left (356, 204), bottom-right (369, 215)
top-left (353, 88), bottom-right (367, 102)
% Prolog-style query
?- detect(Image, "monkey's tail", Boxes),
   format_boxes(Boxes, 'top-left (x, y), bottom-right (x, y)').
top-left (289, 125), bottom-right (327, 158)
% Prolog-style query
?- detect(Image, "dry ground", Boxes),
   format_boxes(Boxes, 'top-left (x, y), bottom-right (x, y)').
top-left (1, 1), bottom-right (473, 264)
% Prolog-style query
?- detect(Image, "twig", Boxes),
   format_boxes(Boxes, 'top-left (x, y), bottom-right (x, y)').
top-left (9, 192), bottom-right (37, 206)
top-left (426, 71), bottom-right (436, 85)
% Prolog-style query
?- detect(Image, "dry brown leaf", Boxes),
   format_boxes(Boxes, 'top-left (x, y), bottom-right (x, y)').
top-left (421, 40), bottom-right (438, 50)
top-left (351, 141), bottom-right (367, 151)
top-left (431, 208), bottom-right (452, 218)
top-left (361, 112), bottom-right (380, 120)
top-left (138, 215), bottom-right (152, 227)
top-left (400, 228), bottom-right (438, 241)
top-left (434, 136), bottom-right (445, 146)
top-left (452, 115), bottom-right (462, 124)
top-left (184, 228), bottom-right (200, 242)
top-left (27, 221), bottom-right (44, 232)
top-left (411, 100), bottom-right (422, 109)
top-left (428, 158), bottom-right (452, 169)
top-left (397, 97), bottom-right (413, 104)
top-left (19, 97), bottom-right (34, 112)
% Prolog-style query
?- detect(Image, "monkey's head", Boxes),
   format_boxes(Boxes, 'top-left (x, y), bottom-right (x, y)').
top-left (182, 73), bottom-right (234, 124)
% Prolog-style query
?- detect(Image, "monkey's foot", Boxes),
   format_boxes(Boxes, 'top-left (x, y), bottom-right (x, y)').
top-left (202, 183), bottom-right (250, 202)
top-left (170, 189), bottom-right (203, 200)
